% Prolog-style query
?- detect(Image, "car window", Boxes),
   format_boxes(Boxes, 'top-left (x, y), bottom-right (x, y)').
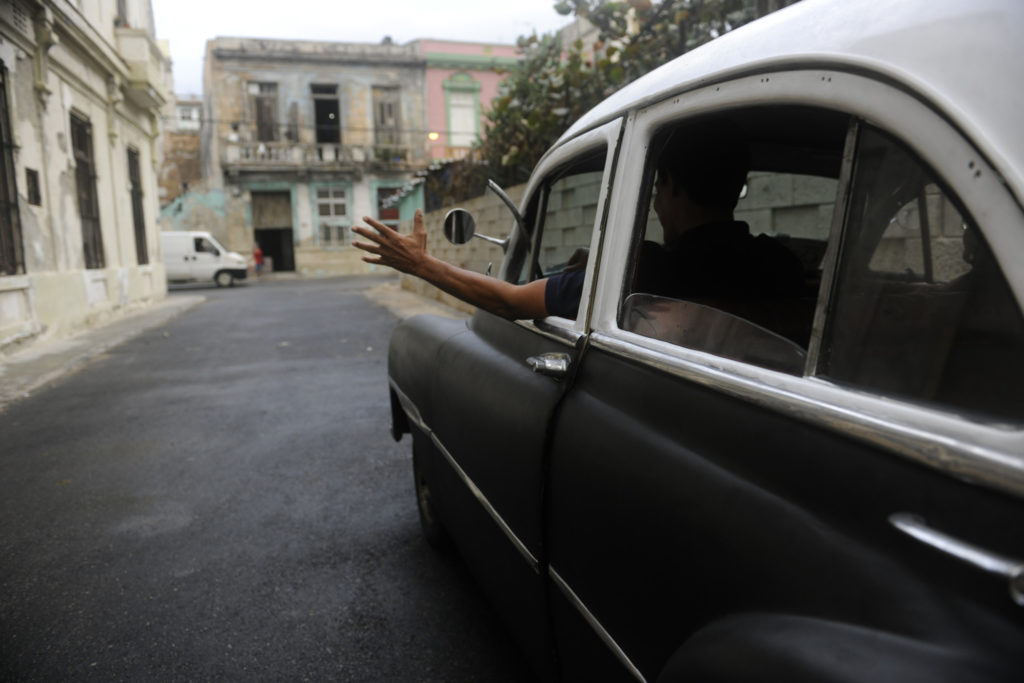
top-left (516, 148), bottom-right (606, 319)
top-left (819, 125), bottom-right (1024, 421)
top-left (620, 107), bottom-right (846, 370)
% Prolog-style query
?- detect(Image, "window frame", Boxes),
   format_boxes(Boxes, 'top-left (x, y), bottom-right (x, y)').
top-left (0, 61), bottom-right (25, 276)
top-left (498, 118), bottom-right (624, 336)
top-left (584, 68), bottom-right (1024, 497)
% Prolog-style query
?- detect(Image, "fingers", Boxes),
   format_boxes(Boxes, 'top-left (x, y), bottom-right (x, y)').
top-left (361, 215), bottom-right (395, 234)
top-left (413, 208), bottom-right (425, 235)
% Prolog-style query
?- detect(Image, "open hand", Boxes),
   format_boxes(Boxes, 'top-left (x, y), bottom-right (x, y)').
top-left (352, 209), bottom-right (428, 275)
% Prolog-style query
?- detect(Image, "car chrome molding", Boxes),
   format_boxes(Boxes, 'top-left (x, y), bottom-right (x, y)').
top-left (515, 317), bottom-right (583, 346)
top-left (389, 380), bottom-right (541, 575)
top-left (550, 567), bottom-right (647, 683)
top-left (589, 332), bottom-right (1024, 499)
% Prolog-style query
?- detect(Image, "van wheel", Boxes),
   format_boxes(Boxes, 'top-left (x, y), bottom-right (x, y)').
top-left (413, 443), bottom-right (450, 550)
top-left (215, 271), bottom-right (234, 287)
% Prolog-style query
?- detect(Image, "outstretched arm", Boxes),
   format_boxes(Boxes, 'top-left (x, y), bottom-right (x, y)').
top-left (352, 209), bottom-right (548, 320)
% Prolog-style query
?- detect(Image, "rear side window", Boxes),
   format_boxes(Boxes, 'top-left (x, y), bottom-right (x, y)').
top-left (820, 126), bottom-right (1024, 421)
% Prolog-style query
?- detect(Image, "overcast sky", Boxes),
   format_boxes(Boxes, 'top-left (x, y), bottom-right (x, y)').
top-left (151, 0), bottom-right (573, 96)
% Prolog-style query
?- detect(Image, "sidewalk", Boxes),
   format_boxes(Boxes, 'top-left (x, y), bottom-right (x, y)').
top-left (0, 295), bottom-right (206, 412)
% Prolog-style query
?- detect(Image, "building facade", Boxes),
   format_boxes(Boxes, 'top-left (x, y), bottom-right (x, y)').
top-left (180, 37), bottom-right (430, 276)
top-left (414, 40), bottom-right (519, 162)
top-left (0, 0), bottom-right (169, 352)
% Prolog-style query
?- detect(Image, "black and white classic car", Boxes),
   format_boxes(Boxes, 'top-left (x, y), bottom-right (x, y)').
top-left (385, 0), bottom-right (1024, 680)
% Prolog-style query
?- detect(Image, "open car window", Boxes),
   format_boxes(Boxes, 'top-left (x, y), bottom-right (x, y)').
top-left (619, 107), bottom-right (847, 371)
top-left (515, 148), bottom-right (607, 320)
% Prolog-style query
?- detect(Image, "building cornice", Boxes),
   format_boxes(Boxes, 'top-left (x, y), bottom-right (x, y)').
top-left (424, 52), bottom-right (519, 71)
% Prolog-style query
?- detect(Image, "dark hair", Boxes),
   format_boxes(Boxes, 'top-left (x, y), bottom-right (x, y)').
top-left (656, 118), bottom-right (750, 210)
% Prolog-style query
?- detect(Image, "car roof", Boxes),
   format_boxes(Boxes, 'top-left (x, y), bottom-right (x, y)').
top-left (553, 0), bottom-right (1024, 204)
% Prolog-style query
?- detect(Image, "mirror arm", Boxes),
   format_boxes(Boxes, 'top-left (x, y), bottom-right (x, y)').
top-left (473, 233), bottom-right (507, 247)
top-left (486, 179), bottom-right (525, 253)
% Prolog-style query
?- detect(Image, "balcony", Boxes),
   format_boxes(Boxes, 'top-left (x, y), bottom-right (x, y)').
top-left (115, 28), bottom-right (168, 110)
top-left (222, 141), bottom-right (417, 173)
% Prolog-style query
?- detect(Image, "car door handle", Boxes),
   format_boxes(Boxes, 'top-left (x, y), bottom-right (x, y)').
top-left (889, 512), bottom-right (1024, 606)
top-left (526, 352), bottom-right (571, 378)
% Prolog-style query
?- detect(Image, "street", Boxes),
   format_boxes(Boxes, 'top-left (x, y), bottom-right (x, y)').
top-left (0, 277), bottom-right (534, 682)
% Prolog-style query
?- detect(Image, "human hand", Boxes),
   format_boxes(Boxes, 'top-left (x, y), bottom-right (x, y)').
top-left (352, 209), bottom-right (428, 275)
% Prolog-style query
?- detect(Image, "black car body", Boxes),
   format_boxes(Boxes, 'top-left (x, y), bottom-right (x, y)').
top-left (387, 0), bottom-right (1024, 680)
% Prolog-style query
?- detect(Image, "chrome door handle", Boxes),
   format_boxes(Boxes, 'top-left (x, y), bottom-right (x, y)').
top-left (527, 352), bottom-right (571, 378)
top-left (890, 512), bottom-right (1024, 606)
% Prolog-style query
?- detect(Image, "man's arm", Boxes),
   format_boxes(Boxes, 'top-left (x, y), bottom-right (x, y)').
top-left (353, 209), bottom-right (548, 320)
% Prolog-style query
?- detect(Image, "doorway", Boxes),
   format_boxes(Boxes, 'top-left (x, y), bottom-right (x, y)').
top-left (254, 227), bottom-right (295, 272)
top-left (252, 191), bottom-right (295, 272)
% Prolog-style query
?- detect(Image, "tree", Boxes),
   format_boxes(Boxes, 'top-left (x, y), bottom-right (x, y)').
top-left (442, 0), bottom-right (800, 200)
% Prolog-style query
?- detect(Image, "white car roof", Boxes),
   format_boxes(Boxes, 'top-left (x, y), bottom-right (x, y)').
top-left (554, 0), bottom-right (1024, 203)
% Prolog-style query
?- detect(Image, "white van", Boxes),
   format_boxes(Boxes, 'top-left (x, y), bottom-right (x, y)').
top-left (160, 231), bottom-right (248, 287)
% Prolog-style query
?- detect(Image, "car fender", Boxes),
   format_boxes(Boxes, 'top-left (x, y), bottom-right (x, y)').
top-left (387, 313), bottom-right (470, 441)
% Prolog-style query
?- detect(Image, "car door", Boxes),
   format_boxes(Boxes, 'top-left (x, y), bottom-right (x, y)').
top-left (419, 120), bottom-right (622, 677)
top-left (190, 235), bottom-right (221, 281)
top-left (544, 74), bottom-right (1024, 682)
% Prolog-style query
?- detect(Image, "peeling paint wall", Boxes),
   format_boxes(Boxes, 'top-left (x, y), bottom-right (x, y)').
top-left (0, 1), bottom-right (169, 353)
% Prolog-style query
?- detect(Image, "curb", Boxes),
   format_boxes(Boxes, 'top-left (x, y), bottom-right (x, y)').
top-left (0, 295), bottom-right (206, 412)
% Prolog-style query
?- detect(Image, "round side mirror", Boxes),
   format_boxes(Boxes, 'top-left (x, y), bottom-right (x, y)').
top-left (443, 209), bottom-right (476, 245)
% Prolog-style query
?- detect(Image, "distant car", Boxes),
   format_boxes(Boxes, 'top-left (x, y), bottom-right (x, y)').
top-left (161, 231), bottom-right (247, 287)
top-left (387, 0), bottom-right (1024, 681)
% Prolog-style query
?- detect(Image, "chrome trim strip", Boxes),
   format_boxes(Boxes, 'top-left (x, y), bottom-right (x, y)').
top-left (390, 380), bottom-right (541, 574)
top-left (515, 318), bottom-right (582, 346)
top-left (549, 567), bottom-right (647, 683)
top-left (589, 332), bottom-right (1024, 499)
top-left (889, 513), bottom-right (1022, 578)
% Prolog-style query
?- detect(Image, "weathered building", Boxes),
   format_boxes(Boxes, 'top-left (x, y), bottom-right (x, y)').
top-left (158, 92), bottom-right (201, 206)
top-left (0, 0), bottom-right (169, 352)
top-left (179, 36), bottom-right (430, 277)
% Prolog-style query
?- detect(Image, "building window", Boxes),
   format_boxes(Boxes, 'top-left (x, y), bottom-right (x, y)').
top-left (249, 82), bottom-right (278, 142)
top-left (312, 84), bottom-right (340, 145)
top-left (176, 105), bottom-right (200, 131)
top-left (70, 113), bottom-right (105, 269)
top-left (376, 186), bottom-right (401, 229)
top-left (0, 64), bottom-right (25, 275)
top-left (443, 74), bottom-right (481, 150)
top-left (25, 169), bottom-right (41, 206)
top-left (373, 86), bottom-right (401, 150)
top-left (317, 186), bottom-right (348, 245)
top-left (127, 148), bottom-right (148, 265)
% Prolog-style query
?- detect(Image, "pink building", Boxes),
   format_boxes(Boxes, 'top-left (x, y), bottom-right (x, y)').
top-left (412, 40), bottom-right (520, 161)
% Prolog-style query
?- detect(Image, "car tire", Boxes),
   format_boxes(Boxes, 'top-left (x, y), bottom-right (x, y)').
top-left (215, 270), bottom-right (234, 287)
top-left (413, 442), bottom-right (450, 550)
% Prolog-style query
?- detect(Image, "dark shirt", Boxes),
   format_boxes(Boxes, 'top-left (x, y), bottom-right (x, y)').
top-left (636, 221), bottom-right (804, 301)
top-left (544, 268), bottom-right (586, 319)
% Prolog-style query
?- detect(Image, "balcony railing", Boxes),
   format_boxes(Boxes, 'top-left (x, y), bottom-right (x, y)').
top-left (223, 141), bottom-right (414, 168)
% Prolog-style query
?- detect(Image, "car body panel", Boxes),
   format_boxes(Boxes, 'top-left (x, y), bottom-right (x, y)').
top-left (386, 0), bottom-right (1024, 680)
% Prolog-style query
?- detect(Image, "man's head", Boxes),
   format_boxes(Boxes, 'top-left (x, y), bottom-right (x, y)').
top-left (655, 118), bottom-right (750, 212)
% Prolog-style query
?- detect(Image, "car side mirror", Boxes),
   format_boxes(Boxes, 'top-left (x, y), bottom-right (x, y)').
top-left (443, 209), bottom-right (476, 245)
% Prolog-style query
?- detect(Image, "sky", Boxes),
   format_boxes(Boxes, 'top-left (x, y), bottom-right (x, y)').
top-left (151, 0), bottom-right (574, 96)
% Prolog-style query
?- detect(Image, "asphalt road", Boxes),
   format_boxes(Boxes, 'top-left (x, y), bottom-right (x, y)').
top-left (0, 276), bottom-right (535, 682)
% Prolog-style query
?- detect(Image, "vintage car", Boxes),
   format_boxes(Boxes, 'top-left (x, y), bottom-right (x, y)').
top-left (386, 0), bottom-right (1024, 680)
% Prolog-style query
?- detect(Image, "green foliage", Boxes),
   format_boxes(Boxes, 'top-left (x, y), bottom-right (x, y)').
top-left (442, 0), bottom-right (798, 200)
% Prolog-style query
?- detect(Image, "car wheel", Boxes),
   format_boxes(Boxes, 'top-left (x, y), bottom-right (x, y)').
top-left (413, 443), bottom-right (450, 550)
top-left (215, 270), bottom-right (234, 287)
